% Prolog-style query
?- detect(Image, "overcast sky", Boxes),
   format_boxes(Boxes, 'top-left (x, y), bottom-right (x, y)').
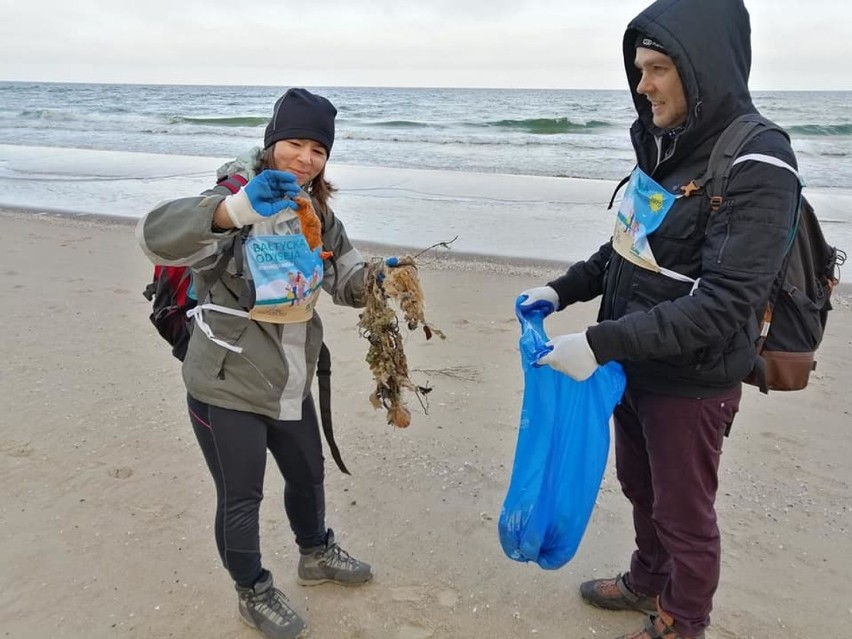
top-left (2, 0), bottom-right (849, 90)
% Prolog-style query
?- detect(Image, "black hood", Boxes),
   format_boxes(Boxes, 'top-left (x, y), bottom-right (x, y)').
top-left (624, 0), bottom-right (756, 171)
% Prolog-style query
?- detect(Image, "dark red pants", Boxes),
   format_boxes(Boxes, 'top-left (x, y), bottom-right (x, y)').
top-left (614, 384), bottom-right (741, 637)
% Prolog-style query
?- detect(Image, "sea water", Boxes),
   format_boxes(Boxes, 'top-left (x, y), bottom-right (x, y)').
top-left (1, 82), bottom-right (850, 262)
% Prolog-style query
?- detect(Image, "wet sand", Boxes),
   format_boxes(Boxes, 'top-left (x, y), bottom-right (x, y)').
top-left (1, 208), bottom-right (850, 639)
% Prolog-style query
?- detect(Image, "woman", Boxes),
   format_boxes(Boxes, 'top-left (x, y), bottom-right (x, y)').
top-left (137, 88), bottom-right (373, 639)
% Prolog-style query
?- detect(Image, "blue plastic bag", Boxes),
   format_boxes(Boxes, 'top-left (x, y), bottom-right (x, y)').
top-left (498, 298), bottom-right (626, 569)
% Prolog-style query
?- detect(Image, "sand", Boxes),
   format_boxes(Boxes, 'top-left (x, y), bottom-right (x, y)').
top-left (1, 208), bottom-right (850, 639)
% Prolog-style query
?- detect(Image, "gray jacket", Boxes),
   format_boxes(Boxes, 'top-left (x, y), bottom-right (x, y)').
top-left (136, 149), bottom-right (367, 419)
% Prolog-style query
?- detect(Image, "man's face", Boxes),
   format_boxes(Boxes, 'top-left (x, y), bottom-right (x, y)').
top-left (634, 47), bottom-right (688, 129)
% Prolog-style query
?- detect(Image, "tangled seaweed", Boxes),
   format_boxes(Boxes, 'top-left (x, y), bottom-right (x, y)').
top-left (358, 256), bottom-right (445, 428)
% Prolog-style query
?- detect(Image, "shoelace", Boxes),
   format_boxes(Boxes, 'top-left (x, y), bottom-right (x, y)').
top-left (323, 543), bottom-right (360, 570)
top-left (254, 587), bottom-right (298, 625)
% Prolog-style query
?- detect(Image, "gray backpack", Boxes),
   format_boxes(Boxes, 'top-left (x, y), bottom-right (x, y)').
top-left (687, 114), bottom-right (845, 392)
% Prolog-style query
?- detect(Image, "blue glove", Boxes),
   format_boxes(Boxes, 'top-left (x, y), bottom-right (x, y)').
top-left (224, 170), bottom-right (302, 228)
top-left (517, 285), bottom-right (560, 317)
top-left (535, 331), bottom-right (600, 381)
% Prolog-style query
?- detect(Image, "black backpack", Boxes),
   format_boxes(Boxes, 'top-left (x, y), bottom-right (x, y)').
top-left (686, 114), bottom-right (846, 392)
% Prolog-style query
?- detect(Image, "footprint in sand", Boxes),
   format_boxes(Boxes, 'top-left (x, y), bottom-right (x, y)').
top-left (396, 623), bottom-right (433, 639)
top-left (7, 443), bottom-right (34, 458)
top-left (389, 586), bottom-right (424, 602)
top-left (437, 589), bottom-right (459, 608)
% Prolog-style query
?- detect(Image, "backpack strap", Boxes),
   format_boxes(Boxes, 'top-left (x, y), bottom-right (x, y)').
top-left (749, 302), bottom-right (776, 394)
top-left (707, 117), bottom-right (765, 207)
top-left (607, 173), bottom-right (632, 210)
top-left (216, 174), bottom-right (248, 194)
top-left (316, 341), bottom-right (350, 475)
top-left (680, 114), bottom-right (787, 209)
top-left (194, 242), bottom-right (237, 305)
top-left (142, 279), bottom-right (157, 302)
top-left (198, 172), bottom-right (249, 302)
top-left (184, 174), bottom-right (249, 305)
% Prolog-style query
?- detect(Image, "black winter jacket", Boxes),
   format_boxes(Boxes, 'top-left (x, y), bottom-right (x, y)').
top-left (547, 0), bottom-right (801, 397)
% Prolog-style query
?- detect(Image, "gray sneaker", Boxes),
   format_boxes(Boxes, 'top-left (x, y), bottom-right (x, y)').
top-left (297, 528), bottom-right (373, 586)
top-left (236, 571), bottom-right (306, 639)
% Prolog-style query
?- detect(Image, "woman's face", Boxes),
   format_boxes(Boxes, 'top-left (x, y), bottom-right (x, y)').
top-left (271, 139), bottom-right (328, 186)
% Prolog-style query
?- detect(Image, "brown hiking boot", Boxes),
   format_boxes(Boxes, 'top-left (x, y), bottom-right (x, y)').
top-left (580, 573), bottom-right (657, 614)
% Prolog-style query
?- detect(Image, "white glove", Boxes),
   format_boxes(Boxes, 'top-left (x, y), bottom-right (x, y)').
top-left (536, 332), bottom-right (600, 381)
top-left (517, 285), bottom-right (560, 316)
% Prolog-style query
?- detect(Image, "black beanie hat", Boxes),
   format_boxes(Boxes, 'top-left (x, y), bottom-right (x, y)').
top-left (264, 88), bottom-right (337, 154)
top-left (635, 33), bottom-right (667, 55)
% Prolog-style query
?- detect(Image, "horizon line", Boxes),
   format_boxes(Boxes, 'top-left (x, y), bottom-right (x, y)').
top-left (1, 78), bottom-right (850, 93)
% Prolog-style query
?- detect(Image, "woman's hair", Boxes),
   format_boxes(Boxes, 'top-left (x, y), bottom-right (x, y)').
top-left (255, 146), bottom-right (337, 214)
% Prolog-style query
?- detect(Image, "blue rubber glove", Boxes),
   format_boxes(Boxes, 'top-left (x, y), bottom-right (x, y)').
top-left (224, 170), bottom-right (302, 228)
top-left (517, 285), bottom-right (560, 317)
top-left (535, 332), bottom-right (600, 381)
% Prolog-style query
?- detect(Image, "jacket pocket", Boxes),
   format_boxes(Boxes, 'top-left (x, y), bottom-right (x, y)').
top-left (194, 312), bottom-right (248, 380)
top-left (626, 267), bottom-right (694, 313)
top-left (646, 196), bottom-right (707, 273)
top-left (763, 284), bottom-right (823, 352)
top-left (652, 196), bottom-right (702, 239)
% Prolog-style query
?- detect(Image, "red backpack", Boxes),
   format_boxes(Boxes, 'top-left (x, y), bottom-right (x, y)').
top-left (142, 174), bottom-right (247, 361)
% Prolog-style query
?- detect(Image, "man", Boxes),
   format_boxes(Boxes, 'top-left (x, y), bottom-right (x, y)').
top-left (518, 1), bottom-right (801, 638)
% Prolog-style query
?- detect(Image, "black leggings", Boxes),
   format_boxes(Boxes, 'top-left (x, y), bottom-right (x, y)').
top-left (187, 394), bottom-right (327, 587)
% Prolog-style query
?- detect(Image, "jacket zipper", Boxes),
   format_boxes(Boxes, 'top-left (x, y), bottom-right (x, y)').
top-left (716, 200), bottom-right (734, 264)
top-left (609, 259), bottom-right (625, 318)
